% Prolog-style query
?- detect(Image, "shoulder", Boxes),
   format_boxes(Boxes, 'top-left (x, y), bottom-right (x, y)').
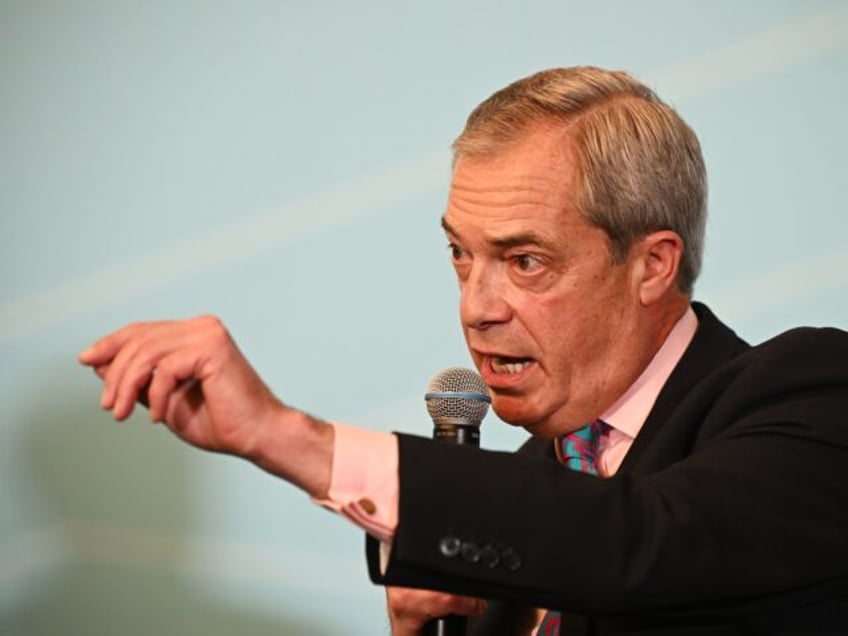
top-left (652, 312), bottom-right (848, 447)
top-left (687, 303), bottom-right (847, 391)
top-left (735, 325), bottom-right (848, 387)
top-left (754, 324), bottom-right (848, 357)
top-left (692, 324), bottom-right (848, 443)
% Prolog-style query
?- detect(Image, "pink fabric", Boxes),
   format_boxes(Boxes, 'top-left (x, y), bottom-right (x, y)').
top-left (312, 422), bottom-right (398, 543)
top-left (597, 306), bottom-right (698, 476)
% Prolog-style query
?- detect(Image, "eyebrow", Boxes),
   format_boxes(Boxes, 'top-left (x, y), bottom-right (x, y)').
top-left (441, 215), bottom-right (557, 251)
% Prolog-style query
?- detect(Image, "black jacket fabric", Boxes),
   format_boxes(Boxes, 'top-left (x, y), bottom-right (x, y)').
top-left (368, 304), bottom-right (848, 633)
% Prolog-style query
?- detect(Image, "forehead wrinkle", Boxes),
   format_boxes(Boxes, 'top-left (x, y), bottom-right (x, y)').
top-left (449, 177), bottom-right (560, 208)
top-left (450, 169), bottom-right (577, 220)
top-left (444, 146), bottom-right (578, 252)
top-left (449, 172), bottom-right (557, 193)
top-left (447, 186), bottom-right (566, 218)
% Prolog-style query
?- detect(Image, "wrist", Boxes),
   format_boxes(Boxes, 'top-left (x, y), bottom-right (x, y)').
top-left (246, 403), bottom-right (334, 498)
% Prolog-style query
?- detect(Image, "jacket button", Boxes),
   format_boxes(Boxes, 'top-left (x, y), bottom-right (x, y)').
top-left (439, 536), bottom-right (461, 558)
top-left (501, 548), bottom-right (522, 571)
top-left (480, 545), bottom-right (500, 568)
top-left (460, 541), bottom-right (480, 563)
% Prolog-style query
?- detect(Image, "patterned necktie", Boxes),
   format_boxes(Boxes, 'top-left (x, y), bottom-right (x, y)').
top-left (537, 420), bottom-right (608, 635)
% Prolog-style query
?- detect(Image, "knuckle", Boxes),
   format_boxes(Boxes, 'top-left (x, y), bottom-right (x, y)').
top-left (151, 357), bottom-right (171, 377)
top-left (197, 313), bottom-right (223, 328)
top-left (387, 591), bottom-right (406, 612)
top-left (196, 314), bottom-right (229, 341)
top-left (125, 320), bottom-right (147, 334)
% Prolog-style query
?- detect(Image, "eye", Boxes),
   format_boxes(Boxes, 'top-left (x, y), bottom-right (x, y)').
top-left (447, 242), bottom-right (466, 262)
top-left (512, 253), bottom-right (543, 273)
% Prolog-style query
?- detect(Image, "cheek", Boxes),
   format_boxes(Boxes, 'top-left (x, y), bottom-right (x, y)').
top-left (534, 302), bottom-right (609, 369)
top-left (523, 288), bottom-right (576, 336)
top-left (524, 303), bottom-right (576, 364)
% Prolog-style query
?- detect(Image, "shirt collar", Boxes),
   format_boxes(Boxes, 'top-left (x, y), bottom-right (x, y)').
top-left (599, 306), bottom-right (698, 440)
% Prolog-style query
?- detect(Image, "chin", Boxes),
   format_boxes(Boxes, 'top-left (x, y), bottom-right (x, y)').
top-left (492, 400), bottom-right (559, 439)
top-left (521, 420), bottom-right (561, 440)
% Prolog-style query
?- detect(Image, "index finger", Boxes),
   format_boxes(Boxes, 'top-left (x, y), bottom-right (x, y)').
top-left (78, 322), bottom-right (147, 367)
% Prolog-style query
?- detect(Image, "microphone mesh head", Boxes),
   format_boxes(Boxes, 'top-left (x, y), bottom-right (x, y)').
top-left (425, 366), bottom-right (491, 426)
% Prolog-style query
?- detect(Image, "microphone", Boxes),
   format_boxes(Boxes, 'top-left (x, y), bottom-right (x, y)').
top-left (422, 367), bottom-right (491, 636)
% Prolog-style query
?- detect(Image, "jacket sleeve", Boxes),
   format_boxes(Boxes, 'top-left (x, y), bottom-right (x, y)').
top-left (367, 327), bottom-right (848, 618)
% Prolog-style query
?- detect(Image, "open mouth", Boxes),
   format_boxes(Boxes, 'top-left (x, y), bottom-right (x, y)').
top-left (490, 356), bottom-right (534, 375)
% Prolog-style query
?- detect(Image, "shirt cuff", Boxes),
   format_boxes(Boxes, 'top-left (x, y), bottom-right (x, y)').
top-left (311, 422), bottom-right (399, 544)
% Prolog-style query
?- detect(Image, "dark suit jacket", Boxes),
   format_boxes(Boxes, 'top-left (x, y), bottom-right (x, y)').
top-left (368, 304), bottom-right (848, 633)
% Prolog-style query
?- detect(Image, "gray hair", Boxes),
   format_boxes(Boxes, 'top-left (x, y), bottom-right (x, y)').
top-left (453, 67), bottom-right (706, 294)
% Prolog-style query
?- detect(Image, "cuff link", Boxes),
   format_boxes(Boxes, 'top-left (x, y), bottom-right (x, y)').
top-left (357, 498), bottom-right (377, 515)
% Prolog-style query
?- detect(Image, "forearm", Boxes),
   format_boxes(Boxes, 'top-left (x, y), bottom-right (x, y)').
top-left (244, 403), bottom-right (335, 499)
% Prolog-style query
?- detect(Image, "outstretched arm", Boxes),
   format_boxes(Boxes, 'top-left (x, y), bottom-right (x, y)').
top-left (78, 315), bottom-right (334, 498)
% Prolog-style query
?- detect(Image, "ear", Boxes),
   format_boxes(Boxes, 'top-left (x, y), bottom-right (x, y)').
top-left (635, 230), bottom-right (684, 306)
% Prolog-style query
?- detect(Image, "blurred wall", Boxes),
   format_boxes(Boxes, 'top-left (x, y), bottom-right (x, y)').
top-left (2, 1), bottom-right (847, 634)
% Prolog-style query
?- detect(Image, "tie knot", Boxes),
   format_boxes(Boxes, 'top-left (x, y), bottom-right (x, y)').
top-left (556, 420), bottom-right (608, 475)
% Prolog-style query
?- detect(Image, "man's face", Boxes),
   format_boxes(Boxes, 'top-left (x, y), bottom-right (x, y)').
top-left (443, 125), bottom-right (647, 438)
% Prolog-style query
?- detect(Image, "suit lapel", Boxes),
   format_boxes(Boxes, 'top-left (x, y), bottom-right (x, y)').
top-left (618, 303), bottom-right (749, 474)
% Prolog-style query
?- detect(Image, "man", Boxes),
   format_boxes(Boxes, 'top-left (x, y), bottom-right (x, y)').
top-left (80, 67), bottom-right (848, 634)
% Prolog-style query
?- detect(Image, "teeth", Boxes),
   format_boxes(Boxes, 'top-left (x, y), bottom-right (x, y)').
top-left (491, 358), bottom-right (531, 374)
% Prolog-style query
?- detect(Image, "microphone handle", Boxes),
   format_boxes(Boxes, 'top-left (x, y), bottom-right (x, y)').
top-left (432, 423), bottom-right (480, 446)
top-left (422, 422), bottom-right (480, 636)
top-left (422, 614), bottom-right (468, 636)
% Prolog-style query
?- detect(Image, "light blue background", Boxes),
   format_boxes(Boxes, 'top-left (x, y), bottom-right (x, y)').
top-left (2, 2), bottom-right (846, 634)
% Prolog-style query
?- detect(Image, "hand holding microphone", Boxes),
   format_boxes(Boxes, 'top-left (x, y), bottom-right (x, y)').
top-left (421, 367), bottom-right (490, 636)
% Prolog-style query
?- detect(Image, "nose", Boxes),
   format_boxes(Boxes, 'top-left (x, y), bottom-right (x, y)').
top-left (460, 263), bottom-right (512, 330)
